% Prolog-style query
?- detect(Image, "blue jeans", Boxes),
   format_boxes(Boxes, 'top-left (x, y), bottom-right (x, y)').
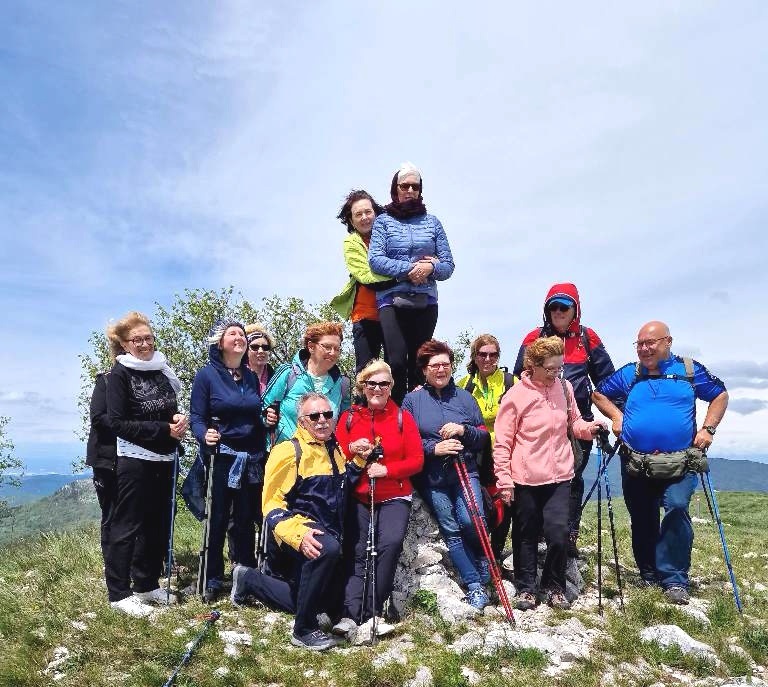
top-left (420, 473), bottom-right (487, 587)
top-left (622, 466), bottom-right (697, 589)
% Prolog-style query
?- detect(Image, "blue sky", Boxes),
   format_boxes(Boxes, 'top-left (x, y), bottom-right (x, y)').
top-left (1, 2), bottom-right (767, 473)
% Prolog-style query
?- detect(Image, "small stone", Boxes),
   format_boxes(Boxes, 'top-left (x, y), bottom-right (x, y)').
top-left (219, 630), bottom-right (252, 646)
top-left (461, 666), bottom-right (481, 685)
top-left (173, 628), bottom-right (186, 636)
top-left (639, 625), bottom-right (715, 658)
top-left (223, 644), bottom-right (239, 658)
top-left (372, 647), bottom-right (408, 668)
top-left (448, 631), bottom-right (484, 654)
top-left (677, 605), bottom-right (711, 627)
top-left (406, 666), bottom-right (433, 687)
top-left (214, 667), bottom-right (229, 677)
top-left (70, 621), bottom-right (87, 631)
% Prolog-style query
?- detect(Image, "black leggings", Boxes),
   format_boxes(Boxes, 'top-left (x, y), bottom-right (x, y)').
top-left (378, 304), bottom-right (438, 404)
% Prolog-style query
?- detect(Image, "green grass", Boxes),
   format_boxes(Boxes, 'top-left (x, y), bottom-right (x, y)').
top-left (0, 493), bottom-right (766, 686)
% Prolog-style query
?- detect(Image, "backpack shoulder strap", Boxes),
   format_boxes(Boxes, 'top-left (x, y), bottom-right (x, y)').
top-left (290, 437), bottom-right (302, 475)
top-left (580, 326), bottom-right (592, 360)
top-left (397, 407), bottom-right (403, 433)
top-left (463, 373), bottom-right (477, 395)
top-left (283, 362), bottom-right (304, 399)
top-left (682, 357), bottom-right (695, 383)
top-left (499, 366), bottom-right (515, 400)
top-left (345, 406), bottom-right (354, 432)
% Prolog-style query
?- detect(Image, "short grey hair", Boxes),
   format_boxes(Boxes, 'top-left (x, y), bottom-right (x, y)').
top-left (296, 391), bottom-right (331, 416)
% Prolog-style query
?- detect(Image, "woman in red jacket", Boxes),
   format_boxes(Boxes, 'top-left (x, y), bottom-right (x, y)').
top-left (334, 359), bottom-right (424, 636)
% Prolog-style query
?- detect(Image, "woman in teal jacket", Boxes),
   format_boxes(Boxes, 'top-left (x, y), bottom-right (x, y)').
top-left (262, 321), bottom-right (351, 446)
top-left (330, 190), bottom-right (395, 373)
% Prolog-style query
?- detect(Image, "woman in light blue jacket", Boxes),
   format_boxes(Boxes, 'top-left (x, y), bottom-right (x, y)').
top-left (368, 162), bottom-right (455, 403)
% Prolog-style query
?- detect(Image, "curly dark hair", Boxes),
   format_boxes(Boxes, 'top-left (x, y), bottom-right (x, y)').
top-left (415, 339), bottom-right (454, 370)
top-left (336, 190), bottom-right (386, 233)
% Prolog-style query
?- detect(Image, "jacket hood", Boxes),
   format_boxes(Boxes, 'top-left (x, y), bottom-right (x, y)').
top-left (542, 282), bottom-right (581, 332)
top-left (292, 348), bottom-right (343, 382)
top-left (207, 319), bottom-right (247, 371)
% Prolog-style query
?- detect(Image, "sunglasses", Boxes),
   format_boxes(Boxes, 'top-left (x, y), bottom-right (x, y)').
top-left (249, 343), bottom-right (271, 352)
top-left (476, 351), bottom-right (499, 360)
top-left (397, 182), bottom-right (421, 192)
top-left (364, 380), bottom-right (392, 390)
top-left (302, 410), bottom-right (334, 422)
top-left (548, 303), bottom-right (572, 313)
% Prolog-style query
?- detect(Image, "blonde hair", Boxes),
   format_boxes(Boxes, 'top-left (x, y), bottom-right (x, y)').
top-left (304, 321), bottom-right (343, 349)
top-left (523, 336), bottom-right (564, 372)
top-left (355, 359), bottom-right (393, 398)
top-left (245, 322), bottom-right (275, 349)
top-left (106, 311), bottom-right (152, 361)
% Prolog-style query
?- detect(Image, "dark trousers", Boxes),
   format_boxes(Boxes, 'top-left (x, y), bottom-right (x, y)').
top-left (491, 502), bottom-right (514, 561)
top-left (622, 468), bottom-right (697, 589)
top-left (105, 457), bottom-right (173, 602)
top-left (378, 304), bottom-right (438, 404)
top-left (239, 529), bottom-right (342, 636)
top-left (342, 498), bottom-right (410, 622)
top-left (568, 438), bottom-right (593, 535)
top-left (352, 319), bottom-right (386, 374)
top-left (205, 453), bottom-right (262, 590)
top-left (513, 481), bottom-right (570, 595)
top-left (92, 467), bottom-right (117, 564)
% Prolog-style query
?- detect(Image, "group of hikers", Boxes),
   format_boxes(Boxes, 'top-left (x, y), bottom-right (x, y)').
top-left (86, 162), bottom-right (729, 651)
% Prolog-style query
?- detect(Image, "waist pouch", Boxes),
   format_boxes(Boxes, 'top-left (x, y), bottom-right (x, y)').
top-left (393, 293), bottom-right (428, 309)
top-left (621, 445), bottom-right (708, 479)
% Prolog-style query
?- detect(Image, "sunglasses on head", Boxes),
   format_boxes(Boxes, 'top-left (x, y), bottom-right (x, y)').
top-left (249, 343), bottom-right (271, 352)
top-left (364, 380), bottom-right (392, 390)
top-left (548, 303), bottom-right (572, 313)
top-left (302, 410), bottom-right (334, 422)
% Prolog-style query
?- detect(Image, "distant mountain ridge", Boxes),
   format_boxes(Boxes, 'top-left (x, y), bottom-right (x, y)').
top-left (581, 454), bottom-right (768, 498)
top-left (0, 474), bottom-right (90, 506)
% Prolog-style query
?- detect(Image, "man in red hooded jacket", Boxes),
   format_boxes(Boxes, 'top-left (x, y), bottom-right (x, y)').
top-left (513, 283), bottom-right (615, 556)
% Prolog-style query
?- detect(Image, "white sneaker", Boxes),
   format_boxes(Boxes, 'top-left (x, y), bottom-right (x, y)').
top-left (134, 588), bottom-right (179, 605)
top-left (111, 596), bottom-right (154, 618)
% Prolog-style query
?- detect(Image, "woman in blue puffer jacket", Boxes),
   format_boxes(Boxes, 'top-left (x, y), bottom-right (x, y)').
top-left (368, 162), bottom-right (455, 404)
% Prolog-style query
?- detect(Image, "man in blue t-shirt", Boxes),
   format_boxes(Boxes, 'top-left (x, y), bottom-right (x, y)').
top-left (593, 321), bottom-right (728, 605)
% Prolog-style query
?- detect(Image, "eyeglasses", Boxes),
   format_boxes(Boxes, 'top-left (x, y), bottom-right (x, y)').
top-left (548, 304), bottom-right (572, 313)
top-left (249, 343), bottom-right (271, 352)
top-left (317, 342), bottom-right (340, 353)
top-left (634, 337), bottom-right (669, 349)
top-left (476, 351), bottom-right (499, 360)
top-left (364, 380), bottom-right (392, 390)
top-left (427, 362), bottom-right (451, 370)
top-left (397, 182), bottom-right (421, 192)
top-left (538, 365), bottom-right (564, 374)
top-left (128, 335), bottom-right (155, 346)
top-left (301, 410), bottom-right (334, 422)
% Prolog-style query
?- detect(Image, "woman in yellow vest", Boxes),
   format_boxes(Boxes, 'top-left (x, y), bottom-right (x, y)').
top-left (457, 334), bottom-right (516, 563)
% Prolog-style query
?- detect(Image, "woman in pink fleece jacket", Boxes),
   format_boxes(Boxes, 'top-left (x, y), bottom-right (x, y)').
top-left (493, 336), bottom-right (604, 611)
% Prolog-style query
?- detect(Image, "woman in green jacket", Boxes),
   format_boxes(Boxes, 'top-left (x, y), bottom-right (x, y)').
top-left (457, 334), bottom-right (516, 563)
top-left (331, 190), bottom-right (395, 373)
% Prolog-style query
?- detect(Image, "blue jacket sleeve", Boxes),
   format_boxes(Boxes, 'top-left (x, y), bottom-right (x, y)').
top-left (596, 364), bottom-right (633, 405)
top-left (368, 217), bottom-right (413, 279)
top-left (692, 360), bottom-right (727, 401)
top-left (402, 393), bottom-right (438, 457)
top-left (585, 328), bottom-right (616, 385)
top-left (512, 343), bottom-right (526, 377)
top-left (190, 369), bottom-right (211, 446)
top-left (461, 395), bottom-right (489, 451)
top-left (431, 217), bottom-right (455, 281)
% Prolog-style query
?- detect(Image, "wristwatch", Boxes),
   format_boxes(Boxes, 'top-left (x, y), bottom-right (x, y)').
top-left (703, 425), bottom-right (717, 436)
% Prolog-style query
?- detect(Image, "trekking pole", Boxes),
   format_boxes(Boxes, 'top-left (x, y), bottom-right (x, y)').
top-left (165, 446), bottom-right (180, 604)
top-left (700, 470), bottom-right (743, 614)
top-left (162, 610), bottom-right (221, 687)
top-left (453, 453), bottom-right (516, 626)
top-left (197, 417), bottom-right (220, 600)
top-left (580, 434), bottom-right (618, 515)
top-left (598, 435), bottom-right (624, 610)
top-left (369, 475), bottom-right (378, 646)
top-left (597, 463), bottom-right (603, 615)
